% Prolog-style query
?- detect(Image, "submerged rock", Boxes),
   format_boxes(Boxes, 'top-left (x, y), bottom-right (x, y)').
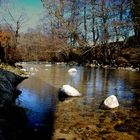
top-left (58, 85), bottom-right (81, 98)
top-left (114, 124), bottom-right (132, 132)
top-left (114, 118), bottom-right (140, 133)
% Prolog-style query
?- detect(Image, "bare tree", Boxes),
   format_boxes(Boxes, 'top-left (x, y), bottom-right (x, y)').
top-left (83, 0), bottom-right (87, 43)
top-left (91, 0), bottom-right (96, 43)
top-left (40, 0), bottom-right (137, 64)
top-left (2, 0), bottom-right (27, 48)
top-left (41, 0), bottom-right (88, 47)
top-left (101, 0), bottom-right (109, 44)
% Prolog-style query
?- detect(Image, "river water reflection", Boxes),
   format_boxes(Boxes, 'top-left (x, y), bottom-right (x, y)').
top-left (16, 64), bottom-right (140, 139)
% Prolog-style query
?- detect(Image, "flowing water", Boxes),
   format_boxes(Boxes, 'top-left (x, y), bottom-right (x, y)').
top-left (16, 63), bottom-right (140, 140)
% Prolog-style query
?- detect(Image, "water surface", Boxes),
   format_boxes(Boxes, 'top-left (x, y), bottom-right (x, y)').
top-left (16, 64), bottom-right (140, 139)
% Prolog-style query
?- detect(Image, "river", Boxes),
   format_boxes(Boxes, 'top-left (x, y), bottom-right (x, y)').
top-left (16, 63), bottom-right (140, 140)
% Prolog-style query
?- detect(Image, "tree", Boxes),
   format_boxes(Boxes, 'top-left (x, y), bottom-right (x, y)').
top-left (41, 0), bottom-right (89, 47)
top-left (90, 0), bottom-right (97, 44)
top-left (131, 0), bottom-right (140, 38)
top-left (0, 28), bottom-right (11, 61)
top-left (38, 0), bottom-right (140, 63)
top-left (83, 0), bottom-right (87, 43)
top-left (1, 0), bottom-right (27, 48)
top-left (101, 0), bottom-right (109, 44)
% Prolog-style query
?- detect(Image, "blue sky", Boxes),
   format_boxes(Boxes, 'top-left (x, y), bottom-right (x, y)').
top-left (21, 0), bottom-right (42, 7)
top-left (0, 0), bottom-right (44, 32)
top-left (19, 0), bottom-right (43, 32)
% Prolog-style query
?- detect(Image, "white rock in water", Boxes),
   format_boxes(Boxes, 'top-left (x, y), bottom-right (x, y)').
top-left (68, 68), bottom-right (77, 76)
top-left (60, 85), bottom-right (81, 97)
top-left (104, 95), bottom-right (119, 109)
top-left (68, 68), bottom-right (77, 73)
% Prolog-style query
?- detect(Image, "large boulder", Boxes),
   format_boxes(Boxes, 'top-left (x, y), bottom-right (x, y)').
top-left (100, 95), bottom-right (119, 109)
top-left (0, 69), bottom-right (25, 106)
top-left (58, 85), bottom-right (81, 98)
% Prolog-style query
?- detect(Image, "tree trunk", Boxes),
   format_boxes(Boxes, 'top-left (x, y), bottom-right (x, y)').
top-left (132, 0), bottom-right (140, 38)
top-left (101, 0), bottom-right (109, 63)
top-left (84, 0), bottom-right (87, 43)
top-left (91, 0), bottom-right (96, 43)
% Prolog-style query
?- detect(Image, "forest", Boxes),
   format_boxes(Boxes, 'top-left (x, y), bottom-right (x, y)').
top-left (0, 0), bottom-right (140, 67)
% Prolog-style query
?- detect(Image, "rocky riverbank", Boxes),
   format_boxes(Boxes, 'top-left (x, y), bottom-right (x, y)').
top-left (0, 64), bottom-right (29, 140)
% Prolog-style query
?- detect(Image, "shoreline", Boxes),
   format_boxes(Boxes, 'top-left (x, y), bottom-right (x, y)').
top-left (15, 61), bottom-right (140, 72)
top-left (0, 65), bottom-right (28, 140)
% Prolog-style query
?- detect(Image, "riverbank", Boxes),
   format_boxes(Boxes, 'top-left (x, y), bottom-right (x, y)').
top-left (0, 64), bottom-right (26, 106)
top-left (15, 60), bottom-right (140, 74)
top-left (0, 63), bottom-right (29, 140)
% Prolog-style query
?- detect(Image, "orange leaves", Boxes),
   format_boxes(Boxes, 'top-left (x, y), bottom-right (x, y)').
top-left (0, 31), bottom-right (11, 47)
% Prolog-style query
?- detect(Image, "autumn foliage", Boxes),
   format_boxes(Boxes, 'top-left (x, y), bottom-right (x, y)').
top-left (0, 31), bottom-right (11, 47)
top-left (0, 30), bottom-right (12, 61)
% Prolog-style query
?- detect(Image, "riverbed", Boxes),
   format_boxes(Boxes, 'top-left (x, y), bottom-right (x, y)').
top-left (16, 63), bottom-right (140, 139)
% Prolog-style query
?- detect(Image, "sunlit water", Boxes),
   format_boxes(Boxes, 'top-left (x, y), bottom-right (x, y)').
top-left (16, 64), bottom-right (140, 139)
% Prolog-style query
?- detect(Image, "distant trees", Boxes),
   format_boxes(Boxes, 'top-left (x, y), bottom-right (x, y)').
top-left (41, 0), bottom-right (139, 43)
top-left (10, 28), bottom-right (70, 62)
top-left (39, 0), bottom-right (139, 64)
top-left (0, 0), bottom-right (27, 62)
top-left (0, 0), bottom-right (139, 64)
top-left (41, 0), bottom-right (87, 47)
top-left (40, 0), bottom-right (135, 44)
top-left (0, 0), bottom-right (27, 47)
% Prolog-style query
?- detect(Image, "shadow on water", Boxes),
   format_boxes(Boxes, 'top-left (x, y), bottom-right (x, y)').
top-left (16, 74), bottom-right (59, 140)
